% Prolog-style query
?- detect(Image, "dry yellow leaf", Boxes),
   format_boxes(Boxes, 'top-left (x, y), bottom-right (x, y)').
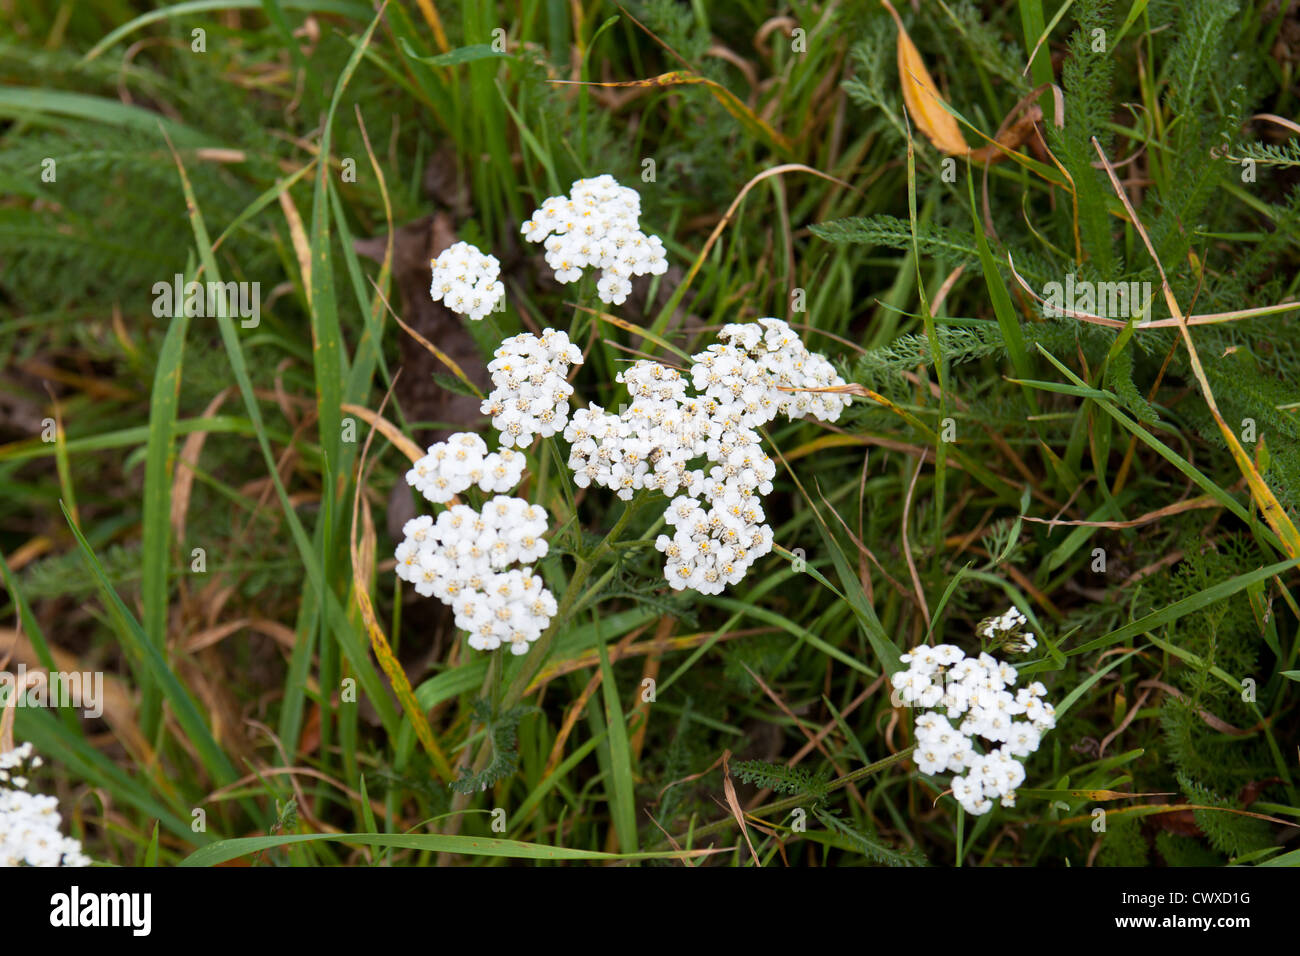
top-left (882, 0), bottom-right (970, 155)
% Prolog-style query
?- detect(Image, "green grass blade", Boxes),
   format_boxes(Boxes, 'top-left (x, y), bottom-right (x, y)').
top-left (138, 302), bottom-right (190, 738)
top-left (178, 831), bottom-right (714, 867)
top-left (61, 500), bottom-right (239, 787)
top-left (593, 609), bottom-right (639, 853)
top-left (1064, 558), bottom-right (1300, 658)
top-left (82, 0), bottom-right (373, 61)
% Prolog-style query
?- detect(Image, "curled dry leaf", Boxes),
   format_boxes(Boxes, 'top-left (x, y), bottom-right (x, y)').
top-left (882, 0), bottom-right (969, 156)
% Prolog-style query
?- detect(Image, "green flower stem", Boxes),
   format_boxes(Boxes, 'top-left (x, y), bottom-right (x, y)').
top-left (486, 647), bottom-right (503, 714)
top-left (500, 496), bottom-right (642, 709)
top-left (445, 493), bottom-right (646, 817)
top-left (569, 513), bottom-right (665, 619)
top-left (543, 436), bottom-right (578, 546)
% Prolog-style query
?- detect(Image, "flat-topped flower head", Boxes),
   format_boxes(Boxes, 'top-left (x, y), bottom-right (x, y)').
top-left (430, 241), bottom-right (506, 320)
top-left (891, 640), bottom-right (1056, 817)
top-left (395, 497), bottom-right (556, 655)
top-left (694, 318), bottom-right (853, 425)
top-left (483, 330), bottom-right (584, 448)
top-left (520, 175), bottom-right (667, 305)
top-left (454, 568), bottom-right (557, 655)
top-left (566, 362), bottom-right (715, 503)
top-left (655, 493), bottom-right (773, 596)
top-left (405, 432), bottom-right (526, 503)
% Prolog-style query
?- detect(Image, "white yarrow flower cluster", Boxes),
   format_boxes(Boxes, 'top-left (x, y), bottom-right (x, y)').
top-left (562, 359), bottom-right (778, 595)
top-left (563, 319), bottom-right (848, 595)
top-left (429, 241), bottom-right (505, 320)
top-left (656, 492), bottom-right (774, 595)
top-left (691, 318), bottom-right (853, 425)
top-left (520, 174), bottom-right (668, 305)
top-left (978, 605), bottom-right (1037, 652)
top-left (566, 363), bottom-right (710, 501)
top-left (405, 433), bottom-right (526, 504)
top-left (480, 329), bottom-right (584, 449)
top-left (402, 197), bottom-right (860, 635)
top-left (0, 743), bottom-right (90, 867)
top-left (891, 644), bottom-right (1057, 816)
top-left (395, 497), bottom-right (557, 655)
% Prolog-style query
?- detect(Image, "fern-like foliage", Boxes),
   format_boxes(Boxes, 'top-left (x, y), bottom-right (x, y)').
top-left (812, 215), bottom-right (981, 272)
top-left (1096, 815), bottom-right (1150, 866)
top-left (731, 759), bottom-right (831, 800)
top-left (938, 0), bottom-right (1032, 92)
top-left (1103, 347), bottom-right (1161, 425)
top-left (451, 702), bottom-right (539, 795)
top-left (1234, 139), bottom-right (1300, 168)
top-left (813, 807), bottom-right (928, 867)
top-left (1044, 0), bottom-right (1118, 276)
top-left (842, 17), bottom-right (909, 149)
top-left (1177, 772), bottom-right (1274, 859)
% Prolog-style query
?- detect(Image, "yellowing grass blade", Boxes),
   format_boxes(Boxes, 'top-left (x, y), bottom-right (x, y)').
top-left (1091, 137), bottom-right (1300, 560)
top-left (551, 71), bottom-right (792, 154)
top-left (882, 0), bottom-right (970, 155)
top-left (350, 390), bottom-right (455, 782)
top-left (572, 303), bottom-right (691, 361)
top-left (341, 402), bottom-right (424, 464)
top-left (279, 191), bottom-right (312, 306)
top-left (413, 0), bottom-right (451, 53)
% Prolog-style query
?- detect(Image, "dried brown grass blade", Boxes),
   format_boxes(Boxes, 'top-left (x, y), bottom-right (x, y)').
top-left (1022, 494), bottom-right (1220, 530)
top-left (721, 750), bottom-right (762, 866)
top-left (341, 402), bottom-right (424, 464)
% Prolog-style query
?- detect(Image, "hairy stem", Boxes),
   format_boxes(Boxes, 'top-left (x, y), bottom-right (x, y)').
top-left (440, 495), bottom-right (644, 850)
top-left (500, 496), bottom-right (642, 709)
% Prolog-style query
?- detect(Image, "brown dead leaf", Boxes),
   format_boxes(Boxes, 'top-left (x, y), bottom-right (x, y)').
top-left (882, 0), bottom-right (969, 155)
